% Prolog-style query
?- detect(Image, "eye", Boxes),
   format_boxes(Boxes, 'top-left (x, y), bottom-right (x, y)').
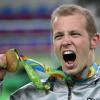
top-left (70, 32), bottom-right (81, 37)
top-left (54, 32), bottom-right (64, 40)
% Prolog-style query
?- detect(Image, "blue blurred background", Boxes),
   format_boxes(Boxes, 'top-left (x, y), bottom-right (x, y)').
top-left (0, 0), bottom-right (100, 99)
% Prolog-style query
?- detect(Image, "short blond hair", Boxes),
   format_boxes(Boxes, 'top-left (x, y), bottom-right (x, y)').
top-left (51, 4), bottom-right (97, 38)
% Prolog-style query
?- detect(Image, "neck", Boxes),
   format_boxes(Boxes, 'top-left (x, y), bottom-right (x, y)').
top-left (71, 50), bottom-right (96, 80)
top-left (72, 63), bottom-right (99, 81)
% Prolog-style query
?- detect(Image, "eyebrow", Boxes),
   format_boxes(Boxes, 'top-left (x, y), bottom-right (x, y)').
top-left (54, 31), bottom-right (64, 35)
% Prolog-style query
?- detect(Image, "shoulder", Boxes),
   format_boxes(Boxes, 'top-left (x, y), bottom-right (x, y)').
top-left (9, 82), bottom-right (50, 100)
top-left (9, 82), bottom-right (38, 100)
top-left (16, 82), bottom-right (35, 91)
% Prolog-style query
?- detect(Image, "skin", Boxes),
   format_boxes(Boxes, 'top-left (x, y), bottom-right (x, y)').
top-left (0, 68), bottom-right (6, 80)
top-left (0, 54), bottom-right (7, 80)
top-left (0, 14), bottom-right (99, 80)
top-left (52, 14), bottom-right (100, 76)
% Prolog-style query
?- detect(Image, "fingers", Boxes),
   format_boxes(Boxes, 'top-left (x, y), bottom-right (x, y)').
top-left (0, 68), bottom-right (6, 80)
top-left (5, 49), bottom-right (19, 72)
top-left (0, 54), bottom-right (7, 80)
top-left (0, 54), bottom-right (7, 69)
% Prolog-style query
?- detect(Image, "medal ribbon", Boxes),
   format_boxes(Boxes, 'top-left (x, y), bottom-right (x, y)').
top-left (7, 49), bottom-right (99, 90)
top-left (19, 54), bottom-right (72, 90)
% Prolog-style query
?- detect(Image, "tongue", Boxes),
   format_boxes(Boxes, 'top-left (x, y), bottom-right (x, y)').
top-left (67, 60), bottom-right (74, 64)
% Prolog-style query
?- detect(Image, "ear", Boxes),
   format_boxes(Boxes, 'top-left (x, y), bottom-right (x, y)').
top-left (91, 33), bottom-right (100, 49)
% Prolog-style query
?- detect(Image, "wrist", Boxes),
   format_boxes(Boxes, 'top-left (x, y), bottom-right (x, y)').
top-left (0, 68), bottom-right (6, 81)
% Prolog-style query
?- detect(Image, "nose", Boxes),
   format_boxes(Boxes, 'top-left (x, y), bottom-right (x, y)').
top-left (62, 35), bottom-right (72, 47)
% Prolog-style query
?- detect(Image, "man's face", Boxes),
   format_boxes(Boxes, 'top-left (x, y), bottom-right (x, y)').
top-left (52, 14), bottom-right (95, 75)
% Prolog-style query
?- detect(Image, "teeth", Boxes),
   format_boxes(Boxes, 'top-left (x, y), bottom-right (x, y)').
top-left (64, 51), bottom-right (73, 55)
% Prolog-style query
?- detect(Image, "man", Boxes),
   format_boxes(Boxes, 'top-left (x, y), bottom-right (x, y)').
top-left (0, 4), bottom-right (100, 100)
top-left (0, 54), bottom-right (6, 95)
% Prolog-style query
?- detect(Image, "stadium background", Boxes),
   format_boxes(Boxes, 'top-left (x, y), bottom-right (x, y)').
top-left (0, 0), bottom-right (100, 99)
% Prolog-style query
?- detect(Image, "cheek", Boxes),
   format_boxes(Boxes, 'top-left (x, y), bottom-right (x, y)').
top-left (53, 42), bottom-right (61, 57)
top-left (77, 41), bottom-right (90, 62)
top-left (53, 40), bottom-right (59, 50)
top-left (53, 43), bottom-right (59, 55)
top-left (75, 37), bottom-right (90, 49)
top-left (75, 38), bottom-right (90, 57)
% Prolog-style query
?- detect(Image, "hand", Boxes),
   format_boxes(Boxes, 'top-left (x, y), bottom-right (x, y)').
top-left (0, 54), bottom-right (7, 80)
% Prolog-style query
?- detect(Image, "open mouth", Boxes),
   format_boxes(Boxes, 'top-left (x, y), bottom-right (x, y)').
top-left (63, 51), bottom-right (76, 64)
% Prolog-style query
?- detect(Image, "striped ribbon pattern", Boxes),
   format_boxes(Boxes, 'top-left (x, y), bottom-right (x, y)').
top-left (10, 49), bottom-right (99, 90)
top-left (19, 54), bottom-right (72, 90)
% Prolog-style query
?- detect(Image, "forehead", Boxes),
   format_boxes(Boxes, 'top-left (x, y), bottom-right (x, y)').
top-left (52, 14), bottom-right (87, 31)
